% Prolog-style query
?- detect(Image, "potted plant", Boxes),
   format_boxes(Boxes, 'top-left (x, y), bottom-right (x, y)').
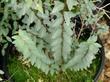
top-left (0, 0), bottom-right (109, 82)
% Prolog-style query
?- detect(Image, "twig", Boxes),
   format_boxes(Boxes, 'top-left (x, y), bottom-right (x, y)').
top-left (73, 19), bottom-right (77, 38)
top-left (95, 6), bottom-right (110, 21)
top-left (96, 7), bottom-right (110, 20)
top-left (104, 9), bottom-right (110, 14)
top-left (77, 24), bottom-right (84, 41)
top-left (103, 10), bottom-right (110, 20)
top-left (100, 3), bottom-right (110, 9)
top-left (77, 17), bottom-right (84, 41)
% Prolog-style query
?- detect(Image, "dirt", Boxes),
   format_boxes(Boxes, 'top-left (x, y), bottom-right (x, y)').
top-left (98, 30), bottom-right (110, 82)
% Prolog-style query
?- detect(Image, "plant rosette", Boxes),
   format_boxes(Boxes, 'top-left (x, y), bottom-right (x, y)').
top-left (0, 0), bottom-right (109, 82)
top-left (6, 42), bottom-right (104, 82)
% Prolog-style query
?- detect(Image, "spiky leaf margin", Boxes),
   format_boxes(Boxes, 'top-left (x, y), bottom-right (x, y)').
top-left (12, 29), bottom-right (51, 74)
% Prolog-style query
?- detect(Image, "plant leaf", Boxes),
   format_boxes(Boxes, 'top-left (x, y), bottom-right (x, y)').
top-left (0, 70), bottom-right (4, 75)
top-left (65, 36), bottom-right (101, 70)
top-left (51, 1), bottom-right (64, 14)
top-left (67, 0), bottom-right (78, 11)
top-left (12, 30), bottom-right (51, 74)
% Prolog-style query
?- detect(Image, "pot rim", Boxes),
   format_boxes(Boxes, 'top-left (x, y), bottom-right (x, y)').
top-left (93, 37), bottom-right (105, 82)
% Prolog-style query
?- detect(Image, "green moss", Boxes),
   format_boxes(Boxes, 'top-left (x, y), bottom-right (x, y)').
top-left (7, 54), bottom-right (100, 82)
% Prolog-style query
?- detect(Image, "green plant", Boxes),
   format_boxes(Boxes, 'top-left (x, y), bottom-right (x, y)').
top-left (0, 0), bottom-right (109, 81)
top-left (7, 53), bottom-right (101, 82)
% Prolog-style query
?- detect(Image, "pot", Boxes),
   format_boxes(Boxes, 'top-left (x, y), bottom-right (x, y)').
top-left (93, 37), bottom-right (105, 82)
top-left (0, 44), bottom-right (14, 82)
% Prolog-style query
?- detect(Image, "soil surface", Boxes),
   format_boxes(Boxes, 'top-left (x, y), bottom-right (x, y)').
top-left (98, 30), bottom-right (110, 82)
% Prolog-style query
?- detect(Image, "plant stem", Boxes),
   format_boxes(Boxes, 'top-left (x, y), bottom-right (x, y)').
top-left (0, 8), bottom-right (3, 13)
top-left (56, 70), bottom-right (63, 82)
top-left (57, 0), bottom-right (68, 80)
top-left (100, 2), bottom-right (110, 9)
top-left (77, 19), bottom-right (84, 41)
top-left (60, 0), bottom-right (68, 67)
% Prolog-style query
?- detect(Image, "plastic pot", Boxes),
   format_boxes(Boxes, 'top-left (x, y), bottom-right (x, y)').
top-left (0, 44), bottom-right (14, 82)
top-left (93, 37), bottom-right (105, 82)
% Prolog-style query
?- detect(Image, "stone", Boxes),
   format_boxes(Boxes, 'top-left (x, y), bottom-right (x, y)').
top-left (105, 68), bottom-right (110, 78)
